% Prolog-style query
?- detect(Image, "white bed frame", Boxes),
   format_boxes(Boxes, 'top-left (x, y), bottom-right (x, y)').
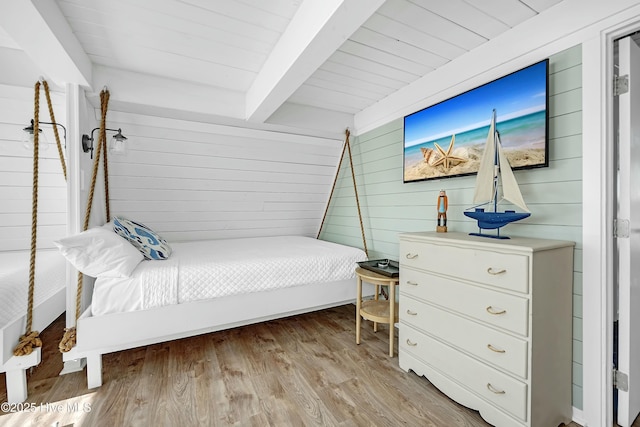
top-left (64, 277), bottom-right (374, 388)
top-left (1, 285), bottom-right (66, 403)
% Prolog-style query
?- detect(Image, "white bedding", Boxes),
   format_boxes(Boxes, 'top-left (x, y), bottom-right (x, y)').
top-left (0, 250), bottom-right (67, 328)
top-left (91, 236), bottom-right (367, 316)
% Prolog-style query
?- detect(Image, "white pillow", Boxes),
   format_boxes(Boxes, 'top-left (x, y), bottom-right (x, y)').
top-left (54, 226), bottom-right (144, 278)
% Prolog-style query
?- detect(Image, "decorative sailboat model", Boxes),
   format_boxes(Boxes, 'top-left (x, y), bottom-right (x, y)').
top-left (464, 110), bottom-right (530, 239)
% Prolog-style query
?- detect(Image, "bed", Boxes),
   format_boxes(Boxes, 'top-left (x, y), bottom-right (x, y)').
top-left (0, 249), bottom-right (67, 403)
top-left (58, 229), bottom-right (372, 389)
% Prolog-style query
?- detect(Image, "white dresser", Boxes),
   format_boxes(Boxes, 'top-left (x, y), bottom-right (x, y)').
top-left (398, 232), bottom-right (574, 427)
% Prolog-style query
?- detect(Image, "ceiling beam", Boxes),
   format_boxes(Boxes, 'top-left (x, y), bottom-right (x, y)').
top-left (0, 0), bottom-right (91, 88)
top-left (91, 65), bottom-right (245, 120)
top-left (245, 0), bottom-right (385, 123)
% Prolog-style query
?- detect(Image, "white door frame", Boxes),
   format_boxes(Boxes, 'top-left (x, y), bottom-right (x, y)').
top-left (615, 34), bottom-right (640, 427)
top-left (583, 16), bottom-right (640, 427)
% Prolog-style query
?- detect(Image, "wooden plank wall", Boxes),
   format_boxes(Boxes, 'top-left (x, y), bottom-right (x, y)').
top-left (0, 83), bottom-right (67, 251)
top-left (319, 45), bottom-right (584, 409)
top-left (102, 111), bottom-right (343, 242)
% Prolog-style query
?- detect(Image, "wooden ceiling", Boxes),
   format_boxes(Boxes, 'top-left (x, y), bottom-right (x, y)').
top-left (0, 0), bottom-right (564, 136)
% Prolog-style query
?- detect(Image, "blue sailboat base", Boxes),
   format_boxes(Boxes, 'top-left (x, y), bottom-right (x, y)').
top-left (464, 208), bottom-right (531, 239)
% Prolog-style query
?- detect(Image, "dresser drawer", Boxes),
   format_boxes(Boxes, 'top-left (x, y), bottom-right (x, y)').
top-left (400, 295), bottom-right (528, 379)
top-left (401, 268), bottom-right (529, 336)
top-left (400, 324), bottom-right (528, 422)
top-left (400, 240), bottom-right (529, 294)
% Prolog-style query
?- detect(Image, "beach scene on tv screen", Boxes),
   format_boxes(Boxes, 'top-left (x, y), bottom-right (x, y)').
top-left (403, 60), bottom-right (547, 182)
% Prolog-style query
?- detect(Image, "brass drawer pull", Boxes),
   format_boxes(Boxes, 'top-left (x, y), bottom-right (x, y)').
top-left (406, 310), bottom-right (417, 316)
top-left (486, 383), bottom-right (506, 394)
top-left (406, 281), bottom-right (418, 286)
top-left (486, 306), bottom-right (507, 315)
top-left (487, 344), bottom-right (506, 353)
top-left (487, 267), bottom-right (506, 275)
top-left (406, 339), bottom-right (417, 346)
top-left (405, 253), bottom-right (418, 259)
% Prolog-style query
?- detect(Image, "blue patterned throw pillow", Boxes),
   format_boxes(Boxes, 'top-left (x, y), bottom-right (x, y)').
top-left (113, 217), bottom-right (172, 260)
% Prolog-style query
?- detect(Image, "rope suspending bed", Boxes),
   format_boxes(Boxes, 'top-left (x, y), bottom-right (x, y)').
top-left (317, 128), bottom-right (368, 258)
top-left (59, 88), bottom-right (112, 353)
top-left (314, 129), bottom-right (391, 300)
top-left (13, 80), bottom-right (67, 357)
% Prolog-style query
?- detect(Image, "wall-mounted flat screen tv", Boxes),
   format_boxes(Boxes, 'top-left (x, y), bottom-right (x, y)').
top-left (403, 59), bottom-right (549, 183)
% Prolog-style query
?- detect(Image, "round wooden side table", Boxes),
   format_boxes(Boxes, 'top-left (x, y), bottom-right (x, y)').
top-left (355, 266), bottom-right (399, 357)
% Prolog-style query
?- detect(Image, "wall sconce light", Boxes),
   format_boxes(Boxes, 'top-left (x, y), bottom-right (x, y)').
top-left (22, 119), bottom-right (67, 151)
top-left (82, 127), bottom-right (129, 159)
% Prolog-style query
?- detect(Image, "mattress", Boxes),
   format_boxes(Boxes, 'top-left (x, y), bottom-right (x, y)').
top-left (91, 236), bottom-right (367, 316)
top-left (0, 249), bottom-right (67, 328)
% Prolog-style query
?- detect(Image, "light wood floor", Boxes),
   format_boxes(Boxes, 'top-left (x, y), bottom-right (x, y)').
top-left (1, 305), bottom-right (583, 426)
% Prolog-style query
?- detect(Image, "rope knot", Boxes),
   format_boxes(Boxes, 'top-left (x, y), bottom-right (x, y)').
top-left (13, 331), bottom-right (42, 356)
top-left (59, 327), bottom-right (77, 353)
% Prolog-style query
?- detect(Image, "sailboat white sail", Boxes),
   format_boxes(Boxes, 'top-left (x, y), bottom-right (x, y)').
top-left (497, 139), bottom-right (529, 212)
top-left (472, 113), bottom-right (498, 205)
top-left (464, 110), bottom-right (531, 238)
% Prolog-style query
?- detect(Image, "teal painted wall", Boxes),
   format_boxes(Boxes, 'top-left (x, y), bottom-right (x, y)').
top-left (319, 45), bottom-right (584, 409)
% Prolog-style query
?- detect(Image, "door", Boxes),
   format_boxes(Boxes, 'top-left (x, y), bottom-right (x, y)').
top-left (617, 35), bottom-right (640, 427)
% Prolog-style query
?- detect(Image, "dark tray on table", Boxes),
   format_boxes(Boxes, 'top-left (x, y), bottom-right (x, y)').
top-left (357, 259), bottom-right (400, 277)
